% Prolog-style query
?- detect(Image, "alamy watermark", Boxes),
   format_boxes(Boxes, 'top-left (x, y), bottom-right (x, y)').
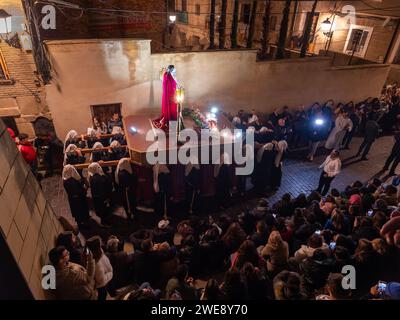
top-left (144, 121), bottom-right (255, 176)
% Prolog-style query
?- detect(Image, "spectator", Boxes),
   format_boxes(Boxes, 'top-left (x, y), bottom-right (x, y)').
top-left (165, 264), bottom-right (197, 300)
top-left (316, 273), bottom-right (351, 300)
top-left (200, 279), bottom-right (224, 300)
top-left (317, 150), bottom-right (341, 196)
top-left (62, 165), bottom-right (90, 227)
top-left (48, 246), bottom-right (97, 300)
top-left (261, 231), bottom-right (289, 274)
top-left (86, 236), bottom-right (113, 300)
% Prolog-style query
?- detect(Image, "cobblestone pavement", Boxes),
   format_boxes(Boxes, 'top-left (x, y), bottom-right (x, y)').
top-left (41, 135), bottom-right (395, 228)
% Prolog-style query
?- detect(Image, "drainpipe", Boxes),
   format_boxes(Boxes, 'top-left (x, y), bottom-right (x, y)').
top-left (384, 18), bottom-right (400, 64)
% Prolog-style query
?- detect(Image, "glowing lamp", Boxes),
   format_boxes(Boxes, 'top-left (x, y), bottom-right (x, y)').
top-left (176, 88), bottom-right (185, 104)
top-left (169, 15), bottom-right (177, 23)
top-left (321, 18), bottom-right (334, 36)
top-left (0, 9), bottom-right (12, 34)
top-left (315, 119), bottom-right (324, 126)
top-left (211, 107), bottom-right (218, 114)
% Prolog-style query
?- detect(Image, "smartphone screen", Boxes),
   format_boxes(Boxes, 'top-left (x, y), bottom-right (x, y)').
top-left (315, 230), bottom-right (321, 235)
top-left (378, 281), bottom-right (387, 293)
top-left (329, 242), bottom-right (336, 250)
top-left (367, 210), bottom-right (374, 217)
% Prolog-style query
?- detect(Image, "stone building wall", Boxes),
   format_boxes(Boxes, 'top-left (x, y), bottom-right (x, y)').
top-left (0, 119), bottom-right (63, 299)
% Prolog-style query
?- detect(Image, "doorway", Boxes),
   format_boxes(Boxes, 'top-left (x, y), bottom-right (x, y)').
top-left (90, 103), bottom-right (122, 127)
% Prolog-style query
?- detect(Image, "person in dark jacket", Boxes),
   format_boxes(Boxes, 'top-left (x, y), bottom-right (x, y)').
top-left (342, 104), bottom-right (360, 149)
top-left (153, 219), bottom-right (174, 245)
top-left (88, 162), bottom-right (113, 225)
top-left (356, 113), bottom-right (380, 160)
top-left (56, 231), bottom-right (84, 266)
top-left (132, 239), bottom-right (176, 287)
top-left (115, 158), bottom-right (137, 220)
top-left (382, 132), bottom-right (400, 175)
top-left (105, 236), bottom-right (133, 292)
top-left (62, 165), bottom-right (90, 226)
top-left (107, 112), bottom-right (123, 133)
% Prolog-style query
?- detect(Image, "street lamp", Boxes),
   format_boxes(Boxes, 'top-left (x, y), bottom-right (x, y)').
top-left (321, 18), bottom-right (334, 37)
top-left (321, 17), bottom-right (335, 55)
top-left (169, 15), bottom-right (177, 23)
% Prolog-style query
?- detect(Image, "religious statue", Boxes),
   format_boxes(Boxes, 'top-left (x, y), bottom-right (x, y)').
top-left (152, 65), bottom-right (182, 131)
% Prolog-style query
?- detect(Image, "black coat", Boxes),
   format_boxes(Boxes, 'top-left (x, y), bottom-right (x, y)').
top-left (363, 120), bottom-right (379, 142)
top-left (63, 178), bottom-right (89, 224)
top-left (132, 249), bottom-right (175, 286)
top-left (89, 174), bottom-right (112, 218)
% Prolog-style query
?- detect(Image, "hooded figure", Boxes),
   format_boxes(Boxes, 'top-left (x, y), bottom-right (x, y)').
top-left (64, 144), bottom-right (86, 166)
top-left (108, 140), bottom-right (127, 161)
top-left (254, 143), bottom-right (275, 192)
top-left (153, 163), bottom-right (171, 217)
top-left (271, 141), bottom-right (288, 190)
top-left (64, 130), bottom-right (84, 151)
top-left (62, 165), bottom-right (90, 226)
top-left (185, 156), bottom-right (201, 214)
top-left (88, 162), bottom-right (112, 225)
top-left (214, 153), bottom-right (232, 208)
top-left (86, 127), bottom-right (100, 149)
top-left (115, 158), bottom-right (137, 220)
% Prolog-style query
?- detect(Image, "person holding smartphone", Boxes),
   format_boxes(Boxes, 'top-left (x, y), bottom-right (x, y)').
top-left (317, 150), bottom-right (341, 196)
top-left (369, 281), bottom-right (400, 300)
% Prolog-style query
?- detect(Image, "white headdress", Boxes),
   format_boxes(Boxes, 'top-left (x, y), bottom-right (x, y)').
top-left (62, 164), bottom-right (81, 181)
top-left (64, 144), bottom-right (78, 165)
top-left (115, 158), bottom-right (133, 184)
top-left (90, 142), bottom-right (104, 161)
top-left (88, 162), bottom-right (105, 177)
top-left (153, 163), bottom-right (170, 193)
top-left (64, 130), bottom-right (78, 150)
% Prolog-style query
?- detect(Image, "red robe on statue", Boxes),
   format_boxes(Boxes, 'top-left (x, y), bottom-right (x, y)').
top-left (153, 71), bottom-right (177, 130)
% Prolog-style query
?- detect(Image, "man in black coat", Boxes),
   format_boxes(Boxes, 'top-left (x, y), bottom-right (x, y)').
top-left (356, 113), bottom-right (380, 160)
top-left (382, 132), bottom-right (400, 176)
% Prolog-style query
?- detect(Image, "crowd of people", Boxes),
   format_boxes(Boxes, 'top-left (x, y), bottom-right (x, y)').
top-left (44, 87), bottom-right (400, 301)
top-left (48, 174), bottom-right (400, 300)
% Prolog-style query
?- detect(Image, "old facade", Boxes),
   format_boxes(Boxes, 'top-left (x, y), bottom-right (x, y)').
top-left (0, 0), bottom-right (49, 138)
top-left (171, 0), bottom-right (400, 65)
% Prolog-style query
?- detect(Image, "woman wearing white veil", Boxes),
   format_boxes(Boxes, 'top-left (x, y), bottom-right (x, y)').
top-left (185, 155), bottom-right (201, 214)
top-left (115, 158), bottom-right (137, 220)
top-left (153, 163), bottom-right (171, 218)
top-left (88, 162), bottom-right (112, 225)
top-left (62, 165), bottom-right (90, 226)
top-left (271, 140), bottom-right (288, 190)
top-left (64, 130), bottom-right (84, 151)
top-left (64, 144), bottom-right (85, 167)
top-left (254, 143), bottom-right (275, 192)
top-left (214, 152), bottom-right (232, 208)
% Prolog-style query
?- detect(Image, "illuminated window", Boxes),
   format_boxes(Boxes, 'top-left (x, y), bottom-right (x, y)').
top-left (344, 25), bottom-right (373, 58)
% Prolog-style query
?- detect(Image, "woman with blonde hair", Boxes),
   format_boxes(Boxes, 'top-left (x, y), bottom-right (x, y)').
top-left (261, 231), bottom-right (289, 274)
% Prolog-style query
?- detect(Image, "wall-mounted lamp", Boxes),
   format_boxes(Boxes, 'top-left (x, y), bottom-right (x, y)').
top-left (321, 18), bottom-right (334, 37)
top-left (169, 15), bottom-right (177, 23)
